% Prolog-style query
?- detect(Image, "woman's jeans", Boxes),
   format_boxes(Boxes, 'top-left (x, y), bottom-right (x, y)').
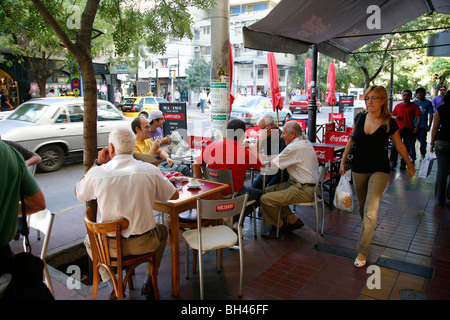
top-left (434, 140), bottom-right (450, 206)
top-left (352, 171), bottom-right (389, 255)
top-left (200, 99), bottom-right (206, 113)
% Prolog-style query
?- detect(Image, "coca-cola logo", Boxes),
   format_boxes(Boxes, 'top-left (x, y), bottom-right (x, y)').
top-left (208, 171), bottom-right (219, 178)
top-left (246, 129), bottom-right (260, 138)
top-left (193, 140), bottom-right (209, 147)
top-left (328, 133), bottom-right (350, 144)
top-left (315, 150), bottom-right (326, 159)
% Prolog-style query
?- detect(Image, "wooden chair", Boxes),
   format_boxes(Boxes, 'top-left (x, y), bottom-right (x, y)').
top-left (203, 166), bottom-right (258, 239)
top-left (84, 208), bottom-right (159, 300)
top-left (183, 194), bottom-right (248, 299)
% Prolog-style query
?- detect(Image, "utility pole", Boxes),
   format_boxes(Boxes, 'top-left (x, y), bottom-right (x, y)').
top-left (210, 0), bottom-right (230, 142)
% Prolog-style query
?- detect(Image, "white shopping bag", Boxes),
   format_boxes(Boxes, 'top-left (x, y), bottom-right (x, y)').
top-left (418, 153), bottom-right (436, 178)
top-left (334, 170), bottom-right (354, 212)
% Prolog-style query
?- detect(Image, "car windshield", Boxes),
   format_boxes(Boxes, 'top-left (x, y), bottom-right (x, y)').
top-left (232, 97), bottom-right (262, 108)
top-left (292, 95), bottom-right (307, 102)
top-left (123, 99), bottom-right (136, 105)
top-left (8, 103), bottom-right (50, 123)
top-left (156, 98), bottom-right (167, 103)
top-left (98, 104), bottom-right (124, 121)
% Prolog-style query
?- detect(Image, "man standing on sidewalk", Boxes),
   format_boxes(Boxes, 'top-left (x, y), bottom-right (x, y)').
top-left (432, 86), bottom-right (447, 112)
top-left (390, 90), bottom-right (421, 169)
top-left (412, 87), bottom-right (434, 160)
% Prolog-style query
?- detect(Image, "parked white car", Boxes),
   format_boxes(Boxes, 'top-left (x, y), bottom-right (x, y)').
top-left (0, 97), bottom-right (130, 172)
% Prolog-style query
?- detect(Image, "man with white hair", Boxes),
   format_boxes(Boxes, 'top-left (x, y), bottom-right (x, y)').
top-left (260, 121), bottom-right (319, 239)
top-left (75, 127), bottom-right (179, 299)
top-left (252, 114), bottom-right (288, 190)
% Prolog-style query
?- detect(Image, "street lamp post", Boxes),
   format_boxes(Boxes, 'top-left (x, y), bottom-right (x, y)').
top-left (154, 60), bottom-right (160, 97)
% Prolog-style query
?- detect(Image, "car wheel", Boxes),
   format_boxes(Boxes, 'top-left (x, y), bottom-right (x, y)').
top-left (37, 145), bottom-right (65, 173)
top-left (139, 111), bottom-right (149, 118)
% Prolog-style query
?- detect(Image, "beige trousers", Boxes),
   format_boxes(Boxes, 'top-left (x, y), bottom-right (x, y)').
top-left (260, 180), bottom-right (315, 227)
top-left (84, 224), bottom-right (168, 283)
top-left (352, 172), bottom-right (389, 255)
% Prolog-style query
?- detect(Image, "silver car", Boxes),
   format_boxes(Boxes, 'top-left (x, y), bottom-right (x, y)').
top-left (0, 97), bottom-right (130, 172)
top-left (230, 96), bottom-right (292, 126)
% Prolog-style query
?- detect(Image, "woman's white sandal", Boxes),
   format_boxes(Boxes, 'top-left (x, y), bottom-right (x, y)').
top-left (354, 258), bottom-right (366, 268)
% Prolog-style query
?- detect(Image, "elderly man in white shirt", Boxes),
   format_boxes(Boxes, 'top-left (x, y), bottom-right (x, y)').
top-left (260, 121), bottom-right (319, 239)
top-left (75, 127), bottom-right (179, 299)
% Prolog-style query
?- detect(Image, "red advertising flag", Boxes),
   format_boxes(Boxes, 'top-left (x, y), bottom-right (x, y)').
top-left (305, 59), bottom-right (312, 104)
top-left (267, 52), bottom-right (283, 112)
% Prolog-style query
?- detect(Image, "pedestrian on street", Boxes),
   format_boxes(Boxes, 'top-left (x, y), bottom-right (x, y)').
top-left (430, 91), bottom-right (450, 206)
top-left (199, 89), bottom-right (207, 113)
top-left (1, 89), bottom-right (14, 111)
top-left (340, 85), bottom-right (415, 268)
top-left (412, 87), bottom-right (434, 160)
top-left (432, 86), bottom-right (447, 112)
top-left (390, 89), bottom-right (421, 169)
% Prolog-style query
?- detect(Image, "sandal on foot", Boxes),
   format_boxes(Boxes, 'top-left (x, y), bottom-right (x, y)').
top-left (354, 258), bottom-right (366, 268)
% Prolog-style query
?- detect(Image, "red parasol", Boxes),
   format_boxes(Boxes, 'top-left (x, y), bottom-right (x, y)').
top-left (305, 59), bottom-right (312, 104)
top-left (267, 52), bottom-right (283, 126)
top-left (326, 62), bottom-right (336, 109)
top-left (229, 43), bottom-right (234, 112)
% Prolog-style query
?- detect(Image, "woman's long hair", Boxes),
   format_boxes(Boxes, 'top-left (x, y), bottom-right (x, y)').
top-left (364, 85), bottom-right (392, 132)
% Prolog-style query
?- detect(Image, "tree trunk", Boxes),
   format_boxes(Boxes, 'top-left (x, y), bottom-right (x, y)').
top-left (79, 59), bottom-right (98, 173)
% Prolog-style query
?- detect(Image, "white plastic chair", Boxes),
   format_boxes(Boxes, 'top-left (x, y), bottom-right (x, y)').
top-left (275, 165), bottom-right (329, 245)
top-left (23, 209), bottom-right (55, 297)
top-left (183, 194), bottom-right (248, 300)
top-left (203, 167), bottom-right (258, 239)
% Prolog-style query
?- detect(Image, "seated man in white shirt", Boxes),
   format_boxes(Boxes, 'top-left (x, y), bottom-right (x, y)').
top-left (75, 127), bottom-right (179, 299)
top-left (260, 121), bottom-right (319, 239)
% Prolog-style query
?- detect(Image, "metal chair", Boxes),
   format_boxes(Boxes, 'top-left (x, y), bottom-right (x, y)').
top-left (23, 209), bottom-right (55, 297)
top-left (203, 166), bottom-right (258, 239)
top-left (275, 165), bottom-right (329, 245)
top-left (182, 194), bottom-right (248, 300)
top-left (84, 208), bottom-right (159, 300)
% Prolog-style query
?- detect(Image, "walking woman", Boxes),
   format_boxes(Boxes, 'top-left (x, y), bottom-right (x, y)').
top-left (430, 91), bottom-right (450, 206)
top-left (339, 85), bottom-right (415, 268)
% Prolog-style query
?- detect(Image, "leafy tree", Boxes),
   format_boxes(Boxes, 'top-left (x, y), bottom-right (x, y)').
top-left (29, 0), bottom-right (214, 177)
top-left (350, 12), bottom-right (450, 90)
top-left (0, 1), bottom-right (69, 97)
top-left (179, 57), bottom-right (211, 92)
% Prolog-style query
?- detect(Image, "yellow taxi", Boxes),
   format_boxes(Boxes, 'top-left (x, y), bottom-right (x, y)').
top-left (120, 95), bottom-right (167, 118)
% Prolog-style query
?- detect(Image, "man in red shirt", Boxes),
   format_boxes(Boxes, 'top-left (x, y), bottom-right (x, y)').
top-left (390, 90), bottom-right (421, 169)
top-left (193, 119), bottom-right (263, 228)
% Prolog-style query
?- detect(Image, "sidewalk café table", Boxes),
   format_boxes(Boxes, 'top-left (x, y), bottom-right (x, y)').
top-left (171, 148), bottom-right (202, 175)
top-left (312, 142), bottom-right (345, 208)
top-left (153, 177), bottom-right (228, 296)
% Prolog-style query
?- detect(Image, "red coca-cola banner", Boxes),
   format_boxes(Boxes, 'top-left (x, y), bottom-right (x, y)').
top-left (287, 119), bottom-right (307, 130)
top-left (246, 126), bottom-right (260, 138)
top-left (188, 136), bottom-right (212, 149)
top-left (328, 113), bottom-right (344, 120)
top-left (313, 146), bottom-right (335, 163)
top-left (325, 131), bottom-right (350, 145)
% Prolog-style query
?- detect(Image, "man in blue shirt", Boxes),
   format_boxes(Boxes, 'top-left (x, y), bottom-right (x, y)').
top-left (413, 87), bottom-right (434, 160)
top-left (432, 86), bottom-right (447, 112)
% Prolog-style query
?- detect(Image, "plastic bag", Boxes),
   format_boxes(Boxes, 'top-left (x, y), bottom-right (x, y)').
top-left (334, 170), bottom-right (353, 212)
top-left (418, 153), bottom-right (436, 178)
